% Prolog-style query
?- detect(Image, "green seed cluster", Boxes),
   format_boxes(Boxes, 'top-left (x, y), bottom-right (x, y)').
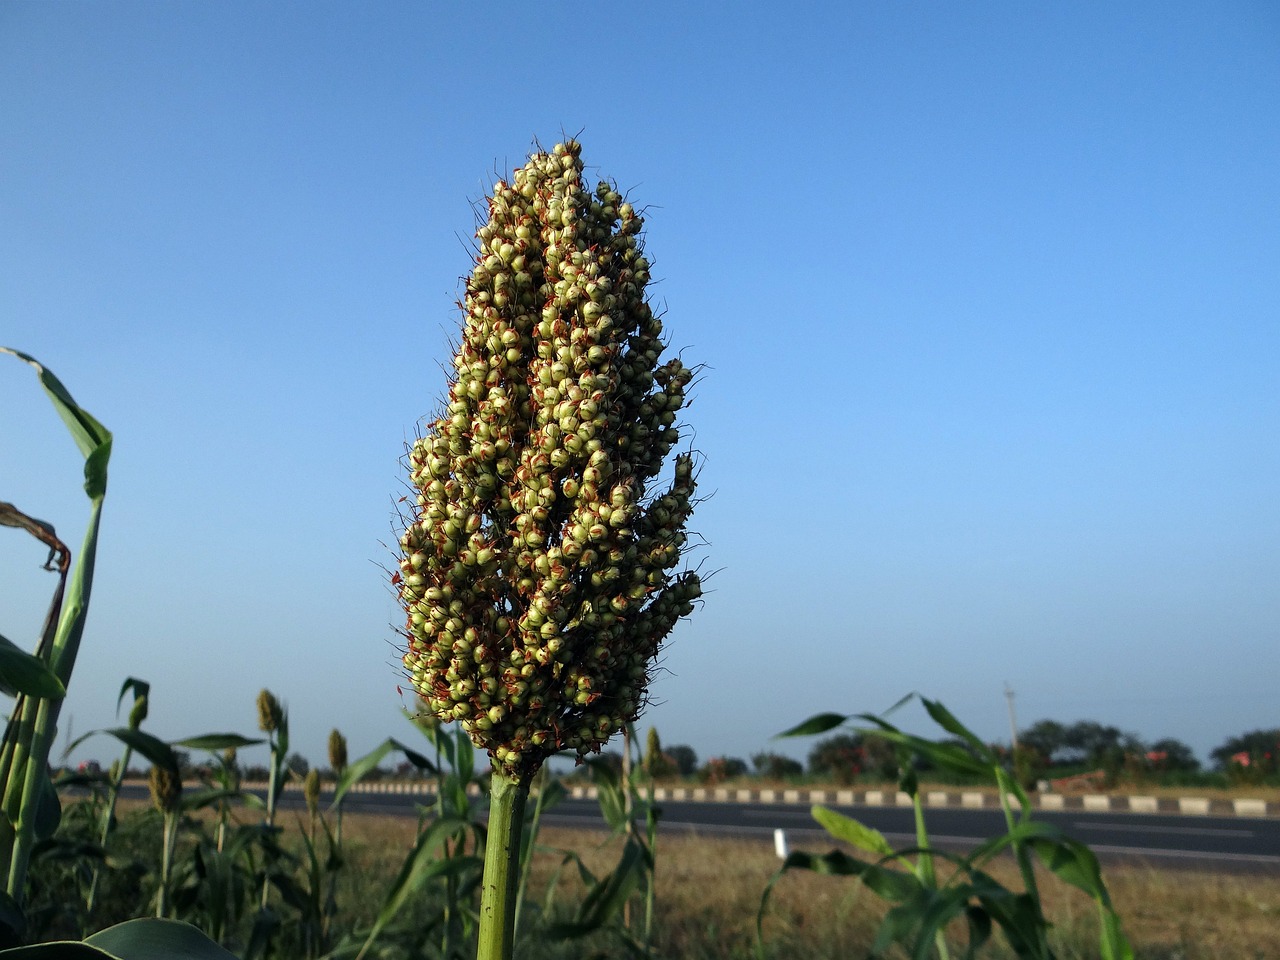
top-left (148, 764), bottom-right (182, 814)
top-left (399, 140), bottom-right (702, 781)
top-left (328, 728), bottom-right (348, 776)
top-left (257, 689), bottom-right (283, 734)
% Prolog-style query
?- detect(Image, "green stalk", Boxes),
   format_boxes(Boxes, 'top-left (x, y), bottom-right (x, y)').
top-left (477, 767), bottom-right (529, 960)
top-left (260, 735), bottom-right (280, 910)
top-left (432, 735), bottom-right (456, 960)
top-left (86, 744), bottom-right (132, 915)
top-left (513, 767), bottom-right (549, 939)
top-left (910, 792), bottom-right (950, 960)
top-left (996, 770), bottom-right (1050, 956)
top-left (6, 493), bottom-right (106, 900)
top-left (156, 807), bottom-right (178, 918)
top-left (643, 775), bottom-right (658, 948)
top-left (0, 349), bottom-right (111, 907)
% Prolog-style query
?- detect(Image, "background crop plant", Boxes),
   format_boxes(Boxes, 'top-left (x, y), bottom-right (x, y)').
top-left (396, 137), bottom-right (704, 960)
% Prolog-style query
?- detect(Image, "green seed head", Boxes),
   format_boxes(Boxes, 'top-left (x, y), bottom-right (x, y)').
top-left (328, 728), bottom-right (348, 775)
top-left (148, 764), bottom-right (181, 814)
top-left (398, 139), bottom-right (704, 781)
top-left (304, 768), bottom-right (321, 817)
top-left (256, 689), bottom-right (284, 734)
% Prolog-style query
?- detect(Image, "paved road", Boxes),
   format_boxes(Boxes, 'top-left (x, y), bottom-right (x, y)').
top-left (330, 791), bottom-right (1280, 872)
top-left (109, 785), bottom-right (1280, 871)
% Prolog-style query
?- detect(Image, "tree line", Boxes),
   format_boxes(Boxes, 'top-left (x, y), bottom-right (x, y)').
top-left (600, 722), bottom-right (1280, 788)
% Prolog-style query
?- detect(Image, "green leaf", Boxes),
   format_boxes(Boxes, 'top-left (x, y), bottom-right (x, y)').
top-left (785, 850), bottom-right (919, 902)
top-left (1, 348), bottom-right (113, 499)
top-left (452, 726), bottom-right (474, 783)
top-left (1099, 907), bottom-right (1136, 960)
top-left (33, 773), bottom-right (60, 842)
top-left (588, 759), bottom-right (628, 831)
top-left (0, 943), bottom-right (118, 959)
top-left (544, 836), bottom-right (647, 938)
top-left (856, 726), bottom-right (991, 779)
top-left (172, 734), bottom-right (264, 752)
top-left (920, 697), bottom-right (998, 765)
top-left (810, 805), bottom-right (895, 857)
top-left (177, 788), bottom-right (253, 814)
top-left (1028, 834), bottom-right (1112, 907)
top-left (775, 713), bottom-right (848, 738)
top-left (84, 918), bottom-right (239, 959)
top-left (331, 737), bottom-right (435, 807)
top-left (359, 815), bottom-right (478, 952)
top-left (0, 632), bottom-right (65, 700)
top-left (87, 729), bottom-right (178, 774)
top-left (114, 678), bottom-right (148, 713)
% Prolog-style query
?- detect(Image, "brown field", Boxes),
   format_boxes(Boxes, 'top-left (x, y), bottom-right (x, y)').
top-left (334, 813), bottom-right (1280, 959)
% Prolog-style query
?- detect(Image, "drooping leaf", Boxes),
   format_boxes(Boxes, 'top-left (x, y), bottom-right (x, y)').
top-left (172, 734), bottom-right (264, 752)
top-left (0, 942), bottom-right (118, 958)
top-left (84, 917), bottom-right (239, 959)
top-left (0, 633), bottom-right (64, 700)
top-left (331, 737), bottom-right (436, 808)
top-left (544, 835), bottom-right (648, 939)
top-left (588, 758), bottom-right (628, 832)
top-left (920, 696), bottom-right (997, 764)
top-left (856, 726), bottom-right (991, 779)
top-left (784, 850), bottom-right (919, 902)
top-left (758, 848), bottom-right (923, 951)
top-left (33, 773), bottom-right (60, 842)
top-left (810, 805), bottom-right (895, 858)
top-left (83, 729), bottom-right (177, 774)
top-left (1, 348), bottom-right (112, 499)
top-left (775, 713), bottom-right (848, 738)
top-left (1028, 833), bottom-right (1112, 907)
top-left (358, 815), bottom-right (479, 954)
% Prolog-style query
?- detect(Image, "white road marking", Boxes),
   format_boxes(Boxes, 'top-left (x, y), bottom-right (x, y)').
top-left (1071, 821), bottom-right (1253, 838)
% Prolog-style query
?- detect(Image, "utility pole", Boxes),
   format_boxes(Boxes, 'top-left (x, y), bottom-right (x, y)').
top-left (1004, 683), bottom-right (1019, 751)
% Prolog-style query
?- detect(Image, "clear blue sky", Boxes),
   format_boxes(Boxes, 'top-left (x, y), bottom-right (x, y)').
top-left (3, 3), bottom-right (1277, 772)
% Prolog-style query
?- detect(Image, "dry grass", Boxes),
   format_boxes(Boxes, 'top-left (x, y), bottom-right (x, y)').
top-left (332, 813), bottom-right (1280, 959)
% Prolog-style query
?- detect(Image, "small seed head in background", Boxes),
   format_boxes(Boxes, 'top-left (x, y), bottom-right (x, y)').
top-left (304, 768), bottom-right (321, 818)
top-left (257, 689), bottom-right (283, 734)
top-left (328, 728), bottom-right (348, 776)
top-left (148, 765), bottom-right (181, 814)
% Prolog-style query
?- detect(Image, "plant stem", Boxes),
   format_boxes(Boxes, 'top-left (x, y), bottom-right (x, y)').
top-left (996, 771), bottom-right (1051, 957)
top-left (644, 775), bottom-right (658, 949)
top-left (477, 767), bottom-right (529, 960)
top-left (260, 734), bottom-right (280, 910)
top-left (910, 792), bottom-right (950, 960)
top-left (513, 767), bottom-right (548, 940)
top-left (86, 744), bottom-right (132, 915)
top-left (157, 808), bottom-right (177, 918)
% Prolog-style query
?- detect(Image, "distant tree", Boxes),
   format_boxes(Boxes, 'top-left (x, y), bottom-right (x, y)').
top-left (666, 745), bottom-right (698, 777)
top-left (286, 753), bottom-right (310, 778)
top-left (861, 733), bottom-right (900, 781)
top-left (751, 752), bottom-right (803, 780)
top-left (1210, 729), bottom-right (1280, 775)
top-left (594, 751), bottom-right (625, 776)
top-left (1019, 720), bottom-right (1067, 764)
top-left (1011, 744), bottom-right (1045, 789)
top-left (912, 737), bottom-right (982, 773)
top-left (700, 756), bottom-right (748, 783)
top-left (808, 734), bottom-right (863, 784)
top-left (1144, 738), bottom-right (1200, 773)
top-left (720, 757), bottom-right (748, 779)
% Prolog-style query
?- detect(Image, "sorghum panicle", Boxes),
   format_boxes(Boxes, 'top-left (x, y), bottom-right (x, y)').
top-left (399, 140), bottom-right (703, 781)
